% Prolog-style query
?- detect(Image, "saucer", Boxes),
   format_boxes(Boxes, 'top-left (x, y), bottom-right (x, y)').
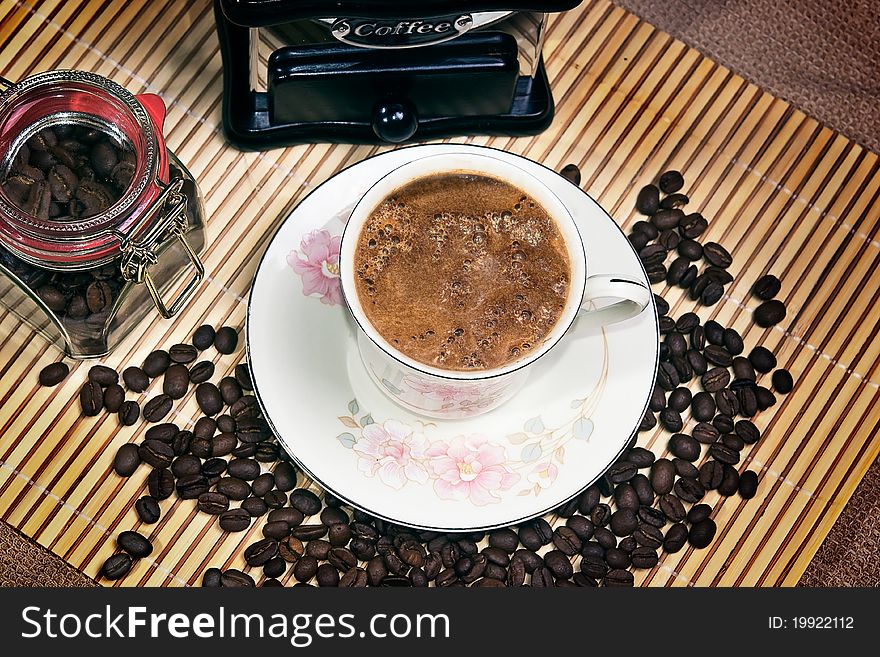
top-left (247, 144), bottom-right (659, 531)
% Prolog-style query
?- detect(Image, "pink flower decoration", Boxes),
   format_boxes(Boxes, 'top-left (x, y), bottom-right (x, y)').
top-left (352, 420), bottom-right (429, 490)
top-left (426, 435), bottom-right (519, 506)
top-left (403, 375), bottom-right (507, 408)
top-left (288, 229), bottom-right (342, 305)
top-left (528, 461), bottom-right (559, 490)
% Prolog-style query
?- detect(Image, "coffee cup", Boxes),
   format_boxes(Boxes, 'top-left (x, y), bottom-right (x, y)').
top-left (339, 151), bottom-right (650, 419)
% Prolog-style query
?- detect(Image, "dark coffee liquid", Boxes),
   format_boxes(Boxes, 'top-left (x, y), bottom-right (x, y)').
top-left (353, 172), bottom-right (570, 371)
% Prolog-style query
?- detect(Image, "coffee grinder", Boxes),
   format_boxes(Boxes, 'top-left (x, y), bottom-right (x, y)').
top-left (214, 1), bottom-right (582, 148)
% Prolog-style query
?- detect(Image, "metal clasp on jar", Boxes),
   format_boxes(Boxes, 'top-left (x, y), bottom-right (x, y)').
top-left (116, 177), bottom-right (204, 318)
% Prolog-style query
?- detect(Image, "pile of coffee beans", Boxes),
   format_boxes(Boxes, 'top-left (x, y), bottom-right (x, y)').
top-left (38, 166), bottom-right (794, 588)
top-left (2, 124), bottom-right (135, 221)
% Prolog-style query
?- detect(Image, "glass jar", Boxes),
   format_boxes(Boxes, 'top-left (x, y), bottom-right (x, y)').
top-left (0, 70), bottom-right (206, 358)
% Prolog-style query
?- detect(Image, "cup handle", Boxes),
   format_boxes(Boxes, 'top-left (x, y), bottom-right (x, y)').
top-left (574, 274), bottom-right (651, 333)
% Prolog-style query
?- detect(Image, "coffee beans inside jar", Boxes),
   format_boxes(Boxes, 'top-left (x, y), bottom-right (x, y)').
top-left (77, 166), bottom-right (794, 587)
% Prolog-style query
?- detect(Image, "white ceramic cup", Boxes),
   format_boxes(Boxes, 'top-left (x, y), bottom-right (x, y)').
top-left (339, 152), bottom-right (651, 419)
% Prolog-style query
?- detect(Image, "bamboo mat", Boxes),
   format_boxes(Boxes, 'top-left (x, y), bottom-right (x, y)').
top-left (0, 0), bottom-right (878, 587)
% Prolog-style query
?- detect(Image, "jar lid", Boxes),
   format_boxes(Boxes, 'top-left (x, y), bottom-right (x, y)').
top-left (0, 70), bottom-right (167, 270)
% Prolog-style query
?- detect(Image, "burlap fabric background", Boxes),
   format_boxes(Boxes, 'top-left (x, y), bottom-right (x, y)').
top-left (0, 0), bottom-right (877, 587)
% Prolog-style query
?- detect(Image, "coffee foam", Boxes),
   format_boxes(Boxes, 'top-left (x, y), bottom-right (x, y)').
top-left (354, 173), bottom-right (570, 371)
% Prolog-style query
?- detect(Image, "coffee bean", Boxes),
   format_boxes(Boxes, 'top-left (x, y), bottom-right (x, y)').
top-left (162, 364), bottom-right (188, 400)
top-left (246, 472), bottom-right (272, 498)
top-left (289, 488), bottom-right (321, 516)
top-left (669, 433), bottom-right (700, 461)
top-left (674, 477), bottom-right (705, 503)
top-left (192, 324), bottom-right (215, 351)
top-left (193, 382), bottom-right (222, 416)
top-left (690, 391), bottom-right (715, 422)
top-left (738, 470), bottom-right (759, 499)
top-left (738, 386), bottom-right (759, 417)
top-left (264, 557), bottom-right (286, 579)
top-left (654, 294), bottom-right (669, 317)
top-left (244, 537), bottom-right (278, 567)
top-left (86, 365), bottom-right (117, 387)
top-left (608, 509), bottom-right (637, 537)
top-left (559, 163), bottom-right (581, 186)
top-left (118, 530), bottom-right (152, 558)
top-left (624, 447), bottom-right (655, 469)
top-left (142, 394), bottom-right (172, 422)
top-left (100, 553), bottom-right (132, 580)
top-left (717, 464), bottom-right (740, 496)
top-left (691, 422), bottom-right (717, 445)
top-left (650, 459), bottom-right (675, 495)
top-left (293, 523), bottom-right (328, 541)
top-left (197, 491), bottom-right (229, 515)
top-left (639, 243), bottom-right (667, 265)
top-left (688, 518), bottom-right (717, 549)
top-left (113, 443), bottom-right (140, 477)
top-left (135, 496), bottom-right (160, 524)
top-left (85, 281), bottom-right (113, 313)
top-left (702, 241), bottom-right (732, 268)
top-left (677, 239), bottom-right (702, 261)
top-left (687, 349), bottom-right (708, 375)
top-left (189, 436), bottom-right (211, 459)
top-left (663, 523), bottom-right (688, 554)
top-left (701, 367), bottom-right (730, 393)
top-left (715, 388), bottom-right (739, 416)
top-left (279, 535), bottom-right (305, 563)
top-left (704, 344), bottom-right (733, 367)
top-left (148, 468), bottom-right (174, 500)
top-left (699, 460), bottom-right (724, 490)
top-left (103, 383), bottom-right (123, 412)
top-left (679, 212), bottom-right (708, 238)
top-left (752, 274), bottom-right (781, 300)
top-left (772, 369), bottom-right (793, 394)
top-left (614, 483), bottom-right (639, 510)
top-left (629, 231), bottom-right (649, 250)
top-left (591, 503), bottom-right (612, 528)
top-left (636, 184), bottom-right (660, 214)
top-left (721, 329), bottom-right (743, 356)
top-left (142, 424), bottom-right (175, 445)
top-left (659, 170), bottom-right (684, 194)
top-left (658, 315), bottom-right (676, 335)
top-left (630, 546), bottom-right (659, 569)
top-left (487, 528), bottom-right (518, 553)
top-left (263, 490), bottom-right (286, 509)
top-left (202, 457), bottom-right (229, 479)
top-left (713, 414), bottom-right (735, 434)
top-left (660, 524), bottom-right (686, 555)
top-left (754, 299), bottom-right (787, 327)
top-left (660, 192), bottom-right (688, 210)
top-left (216, 477), bottom-right (250, 500)
top-left (543, 550), bottom-right (573, 579)
top-left (658, 229), bottom-right (680, 251)
top-left (39, 361), bottom-right (69, 387)
top-left (118, 400), bottom-right (139, 426)
top-left (659, 493), bottom-right (686, 523)
top-left (664, 256), bottom-right (688, 285)
top-left (756, 385), bottom-right (778, 411)
top-left (673, 458), bottom-right (699, 479)
top-left (227, 458), bottom-right (260, 481)
top-left (732, 356), bottom-right (756, 381)
top-left (186, 361), bottom-right (213, 385)
top-left (702, 321), bottom-right (722, 346)
top-left (660, 408), bottom-right (683, 432)
top-left (666, 387), bottom-right (691, 413)
top-left (748, 346), bottom-right (777, 373)
top-left (141, 350), bottom-right (170, 378)
top-left (652, 208), bottom-right (684, 231)
top-left (168, 343), bottom-right (198, 364)
top-left (79, 380), bottom-right (103, 416)
top-left (609, 460), bottom-right (639, 484)
top-left (230, 395), bottom-right (259, 418)
top-left (176, 473), bottom-right (208, 500)
top-left (219, 508), bottom-right (251, 532)
top-left (604, 568), bottom-right (634, 587)
top-left (702, 280), bottom-right (725, 307)
top-left (138, 439), bottom-right (174, 469)
top-left (630, 476), bottom-right (653, 507)
top-left (638, 506), bottom-right (666, 529)
top-left (120, 366), bottom-right (149, 393)
top-left (221, 569), bottom-right (255, 587)
top-left (214, 326), bottom-right (239, 354)
top-left (656, 362), bottom-right (679, 391)
top-left (201, 568), bottom-right (222, 587)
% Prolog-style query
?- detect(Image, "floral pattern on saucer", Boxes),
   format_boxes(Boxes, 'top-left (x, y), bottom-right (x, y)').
top-left (288, 228), bottom-right (341, 305)
top-left (336, 331), bottom-right (610, 504)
